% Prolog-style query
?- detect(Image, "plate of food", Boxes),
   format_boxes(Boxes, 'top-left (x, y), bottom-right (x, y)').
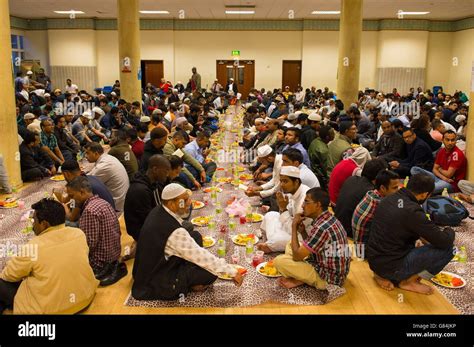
top-left (239, 173), bottom-right (253, 181)
top-left (216, 167), bottom-right (225, 171)
top-left (256, 261), bottom-right (281, 278)
top-left (0, 198), bottom-right (18, 209)
top-left (50, 174), bottom-right (65, 181)
top-left (431, 271), bottom-right (466, 288)
top-left (232, 233), bottom-right (259, 246)
top-left (202, 236), bottom-right (216, 248)
top-left (191, 216), bottom-right (211, 227)
top-left (192, 200), bottom-right (205, 210)
top-left (217, 177), bottom-right (232, 184)
top-left (218, 265), bottom-right (247, 280)
top-left (248, 213), bottom-right (264, 223)
top-left (203, 187), bottom-right (223, 193)
top-left (236, 166), bottom-right (245, 172)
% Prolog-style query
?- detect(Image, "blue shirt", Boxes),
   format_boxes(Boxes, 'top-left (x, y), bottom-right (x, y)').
top-left (184, 140), bottom-right (204, 164)
top-left (86, 175), bottom-right (116, 210)
top-left (282, 142), bottom-right (311, 168)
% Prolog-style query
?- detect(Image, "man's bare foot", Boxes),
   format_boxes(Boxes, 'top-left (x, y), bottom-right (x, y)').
top-left (398, 275), bottom-right (433, 295)
top-left (374, 274), bottom-right (394, 291)
top-left (278, 277), bottom-right (304, 289)
top-left (120, 241), bottom-right (137, 262)
top-left (256, 243), bottom-right (273, 253)
top-left (458, 193), bottom-right (473, 204)
top-left (191, 284), bottom-right (209, 292)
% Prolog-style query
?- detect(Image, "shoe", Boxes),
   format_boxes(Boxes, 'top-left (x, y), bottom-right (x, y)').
top-left (99, 262), bottom-right (128, 287)
top-left (94, 263), bottom-right (114, 281)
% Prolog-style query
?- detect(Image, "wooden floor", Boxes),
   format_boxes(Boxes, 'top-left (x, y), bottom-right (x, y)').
top-left (82, 216), bottom-right (459, 315)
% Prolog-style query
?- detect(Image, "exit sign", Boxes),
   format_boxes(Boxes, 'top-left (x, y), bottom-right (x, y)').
top-left (232, 50), bottom-right (240, 56)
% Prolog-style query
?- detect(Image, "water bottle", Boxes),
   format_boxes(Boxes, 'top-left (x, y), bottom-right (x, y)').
top-left (442, 188), bottom-right (449, 197)
top-left (245, 240), bottom-right (254, 264)
top-left (456, 246), bottom-right (467, 274)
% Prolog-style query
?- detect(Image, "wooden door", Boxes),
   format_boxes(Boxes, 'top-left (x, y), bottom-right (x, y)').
top-left (282, 60), bottom-right (302, 91)
top-left (216, 60), bottom-right (255, 99)
top-left (141, 60), bottom-right (164, 89)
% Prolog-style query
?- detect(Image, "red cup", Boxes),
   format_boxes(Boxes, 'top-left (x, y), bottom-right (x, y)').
top-left (239, 215), bottom-right (246, 225)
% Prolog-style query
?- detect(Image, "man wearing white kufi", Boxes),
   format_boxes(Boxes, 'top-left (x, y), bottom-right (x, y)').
top-left (258, 166), bottom-right (310, 253)
top-left (132, 183), bottom-right (243, 300)
top-left (246, 145), bottom-right (283, 200)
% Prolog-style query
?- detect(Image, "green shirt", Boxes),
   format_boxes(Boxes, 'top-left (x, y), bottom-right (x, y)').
top-left (40, 132), bottom-right (58, 151)
top-left (308, 137), bottom-right (330, 175)
top-left (163, 139), bottom-right (204, 182)
top-left (327, 134), bottom-right (352, 172)
top-left (108, 143), bottom-right (139, 180)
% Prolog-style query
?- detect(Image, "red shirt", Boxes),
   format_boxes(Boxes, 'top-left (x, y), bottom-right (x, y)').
top-left (160, 83), bottom-right (171, 93)
top-left (131, 139), bottom-right (145, 161)
top-left (329, 159), bottom-right (358, 205)
top-left (434, 146), bottom-right (466, 191)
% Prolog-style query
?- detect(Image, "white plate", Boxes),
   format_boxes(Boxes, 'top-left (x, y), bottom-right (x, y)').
top-left (431, 271), bottom-right (466, 289)
top-left (218, 265), bottom-right (247, 280)
top-left (202, 236), bottom-right (216, 248)
top-left (50, 175), bottom-right (65, 181)
top-left (256, 261), bottom-right (282, 278)
top-left (192, 201), bottom-right (205, 210)
top-left (231, 233), bottom-right (259, 246)
top-left (203, 187), bottom-right (223, 193)
top-left (191, 216), bottom-right (210, 227)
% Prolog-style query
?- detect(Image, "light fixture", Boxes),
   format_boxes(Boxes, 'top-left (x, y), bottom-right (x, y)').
top-left (311, 10), bottom-right (340, 14)
top-left (398, 11), bottom-right (430, 15)
top-left (225, 10), bottom-right (255, 14)
top-left (54, 10), bottom-right (85, 14)
top-left (139, 10), bottom-right (170, 14)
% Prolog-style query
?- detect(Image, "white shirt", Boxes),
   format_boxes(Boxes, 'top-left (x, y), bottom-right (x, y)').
top-left (441, 120), bottom-right (456, 132)
top-left (267, 103), bottom-right (277, 117)
top-left (213, 97), bottom-right (223, 109)
top-left (299, 164), bottom-right (320, 188)
top-left (163, 206), bottom-right (237, 277)
top-left (260, 154), bottom-right (283, 198)
top-left (88, 153), bottom-right (130, 211)
top-left (27, 119), bottom-right (41, 134)
top-left (279, 184), bottom-right (310, 227)
top-left (65, 84), bottom-right (78, 94)
top-left (228, 83), bottom-right (234, 93)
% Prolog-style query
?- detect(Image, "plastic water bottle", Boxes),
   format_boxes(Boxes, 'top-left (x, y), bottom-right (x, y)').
top-left (456, 246), bottom-right (467, 274)
top-left (442, 188), bottom-right (449, 197)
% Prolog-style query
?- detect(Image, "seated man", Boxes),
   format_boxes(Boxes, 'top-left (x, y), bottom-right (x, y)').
top-left (372, 120), bottom-right (404, 162)
top-left (0, 154), bottom-right (12, 194)
top-left (368, 174), bottom-right (455, 294)
top-left (458, 180), bottom-right (474, 203)
top-left (282, 148), bottom-right (320, 188)
top-left (411, 130), bottom-right (466, 194)
top-left (40, 119), bottom-right (65, 167)
top-left (259, 166), bottom-right (310, 253)
top-left (245, 145), bottom-right (283, 199)
top-left (327, 121), bottom-right (357, 172)
top-left (141, 127), bottom-right (168, 171)
top-left (274, 188), bottom-right (351, 289)
top-left (281, 128), bottom-right (311, 168)
top-left (108, 129), bottom-right (139, 181)
top-left (66, 176), bottom-right (127, 286)
top-left (19, 130), bottom-right (56, 181)
top-left (53, 115), bottom-right (79, 161)
top-left (168, 155), bottom-right (184, 184)
top-left (308, 125), bottom-right (335, 190)
top-left (132, 183), bottom-right (243, 300)
top-left (128, 125), bottom-right (147, 161)
top-left (0, 198), bottom-right (98, 314)
top-left (184, 131), bottom-right (217, 181)
top-left (352, 170), bottom-right (400, 248)
top-left (85, 142), bottom-right (130, 212)
top-left (72, 111), bottom-right (94, 146)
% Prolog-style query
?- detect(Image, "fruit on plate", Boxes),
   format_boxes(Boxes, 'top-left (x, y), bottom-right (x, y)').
top-left (192, 200), bottom-right (205, 209)
top-left (234, 233), bottom-right (256, 245)
top-left (191, 216), bottom-right (211, 226)
top-left (258, 261), bottom-right (280, 277)
top-left (431, 272), bottom-right (465, 288)
top-left (202, 236), bottom-right (215, 248)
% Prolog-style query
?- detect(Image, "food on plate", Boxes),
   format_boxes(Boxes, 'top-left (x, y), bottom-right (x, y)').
top-left (239, 173), bottom-right (253, 181)
top-left (191, 216), bottom-right (211, 227)
top-left (431, 272), bottom-right (465, 288)
top-left (202, 236), bottom-right (215, 248)
top-left (217, 177), bottom-right (231, 183)
top-left (233, 233), bottom-right (257, 245)
top-left (218, 265), bottom-right (247, 280)
top-left (0, 199), bottom-right (18, 208)
top-left (192, 200), bottom-right (205, 209)
top-left (203, 187), bottom-right (223, 193)
top-left (258, 261), bottom-right (280, 277)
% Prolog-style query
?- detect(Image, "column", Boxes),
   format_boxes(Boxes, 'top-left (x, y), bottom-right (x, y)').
top-left (0, 0), bottom-right (22, 189)
top-left (336, 0), bottom-right (363, 108)
top-left (117, 0), bottom-right (142, 103)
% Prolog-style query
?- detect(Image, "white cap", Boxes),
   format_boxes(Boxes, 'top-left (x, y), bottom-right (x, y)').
top-left (23, 113), bottom-right (35, 120)
top-left (140, 116), bottom-right (151, 123)
top-left (254, 117), bottom-right (265, 124)
top-left (287, 113), bottom-right (297, 120)
top-left (92, 106), bottom-right (105, 116)
top-left (81, 111), bottom-right (94, 120)
top-left (455, 114), bottom-right (466, 123)
top-left (294, 111), bottom-right (303, 116)
top-left (152, 108), bottom-right (163, 115)
top-left (207, 111), bottom-right (218, 118)
top-left (161, 183), bottom-right (189, 200)
top-left (111, 91), bottom-right (117, 96)
top-left (257, 145), bottom-right (273, 158)
top-left (26, 70), bottom-right (33, 75)
top-left (280, 166), bottom-right (300, 179)
top-left (44, 93), bottom-right (51, 98)
top-left (308, 112), bottom-right (322, 122)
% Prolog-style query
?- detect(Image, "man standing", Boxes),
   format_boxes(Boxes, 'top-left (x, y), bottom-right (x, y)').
top-left (191, 67), bottom-right (201, 92)
top-left (226, 78), bottom-right (238, 95)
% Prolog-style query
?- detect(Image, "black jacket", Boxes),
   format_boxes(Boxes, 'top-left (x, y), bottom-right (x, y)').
top-left (19, 143), bottom-right (53, 175)
top-left (124, 172), bottom-right (161, 241)
top-left (414, 128), bottom-right (441, 152)
top-left (367, 188), bottom-right (455, 279)
top-left (140, 140), bottom-right (163, 171)
top-left (300, 126), bottom-right (316, 150)
top-left (399, 137), bottom-right (434, 171)
top-left (373, 132), bottom-right (405, 162)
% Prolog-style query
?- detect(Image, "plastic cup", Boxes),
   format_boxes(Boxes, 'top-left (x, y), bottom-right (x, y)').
top-left (17, 200), bottom-right (25, 209)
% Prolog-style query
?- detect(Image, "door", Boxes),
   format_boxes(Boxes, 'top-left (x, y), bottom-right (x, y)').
top-left (282, 60), bottom-right (302, 91)
top-left (216, 60), bottom-right (255, 99)
top-left (141, 60), bottom-right (164, 89)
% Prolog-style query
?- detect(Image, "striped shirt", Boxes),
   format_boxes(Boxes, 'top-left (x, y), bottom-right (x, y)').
top-left (40, 132), bottom-right (58, 151)
top-left (352, 189), bottom-right (382, 246)
top-left (303, 210), bottom-right (351, 286)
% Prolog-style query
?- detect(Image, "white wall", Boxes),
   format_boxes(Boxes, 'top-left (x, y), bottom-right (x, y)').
top-left (448, 28), bottom-right (474, 94)
top-left (47, 30), bottom-right (97, 66)
top-left (425, 31), bottom-right (453, 91)
top-left (377, 31), bottom-right (429, 68)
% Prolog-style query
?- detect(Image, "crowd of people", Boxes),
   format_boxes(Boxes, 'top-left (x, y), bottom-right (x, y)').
top-left (0, 66), bottom-right (471, 313)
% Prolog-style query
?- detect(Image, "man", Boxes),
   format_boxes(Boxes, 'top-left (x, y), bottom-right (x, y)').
top-left (85, 142), bottom-right (129, 212)
top-left (389, 127), bottom-right (433, 178)
top-left (281, 128), bottom-right (311, 168)
top-left (108, 129), bottom-right (139, 181)
top-left (65, 78), bottom-right (78, 95)
top-left (87, 107), bottom-right (109, 143)
top-left (245, 146), bottom-right (283, 199)
top-left (163, 132), bottom-right (205, 189)
top-left (66, 176), bottom-right (127, 286)
top-left (24, 113), bottom-right (41, 134)
top-left (411, 130), bottom-right (466, 194)
top-left (39, 119), bottom-right (65, 167)
top-left (335, 158), bottom-right (387, 238)
top-left (128, 125), bottom-right (147, 161)
top-left (132, 183), bottom-right (243, 300)
top-left (191, 67), bottom-right (201, 92)
top-left (274, 188), bottom-right (351, 289)
top-left (308, 125), bottom-right (335, 190)
top-left (124, 155), bottom-right (171, 243)
top-left (72, 111), bottom-right (94, 146)
top-left (184, 131), bottom-right (217, 180)
top-left (210, 79), bottom-right (223, 93)
top-left (141, 127), bottom-right (168, 171)
top-left (259, 166), bottom-right (310, 253)
top-left (372, 120), bottom-right (404, 162)
top-left (19, 131), bottom-right (55, 181)
top-left (327, 121), bottom-right (357, 172)
top-left (35, 68), bottom-right (51, 92)
top-left (213, 93), bottom-right (226, 112)
top-left (53, 115), bottom-right (79, 161)
top-left (300, 112), bottom-right (322, 150)
top-left (226, 78), bottom-right (238, 95)
top-left (352, 170), bottom-right (400, 248)
top-left (257, 118), bottom-right (279, 149)
top-left (0, 198), bottom-right (98, 314)
top-left (282, 148), bottom-right (320, 188)
top-left (368, 174), bottom-right (455, 294)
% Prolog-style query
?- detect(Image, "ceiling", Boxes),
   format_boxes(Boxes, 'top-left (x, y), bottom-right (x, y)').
top-left (9, 0), bottom-right (474, 20)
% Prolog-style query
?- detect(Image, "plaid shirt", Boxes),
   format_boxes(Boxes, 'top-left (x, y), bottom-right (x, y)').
top-left (40, 131), bottom-right (58, 151)
top-left (352, 189), bottom-right (382, 246)
top-left (303, 210), bottom-right (351, 286)
top-left (79, 195), bottom-right (121, 270)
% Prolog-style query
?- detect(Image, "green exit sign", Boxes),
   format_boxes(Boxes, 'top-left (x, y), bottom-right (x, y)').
top-left (232, 50), bottom-right (240, 56)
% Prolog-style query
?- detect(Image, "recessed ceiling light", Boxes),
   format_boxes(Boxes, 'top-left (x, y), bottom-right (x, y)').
top-left (225, 10), bottom-right (255, 14)
top-left (312, 10), bottom-right (340, 15)
top-left (398, 11), bottom-right (430, 15)
top-left (54, 10), bottom-right (85, 14)
top-left (140, 10), bottom-right (170, 14)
